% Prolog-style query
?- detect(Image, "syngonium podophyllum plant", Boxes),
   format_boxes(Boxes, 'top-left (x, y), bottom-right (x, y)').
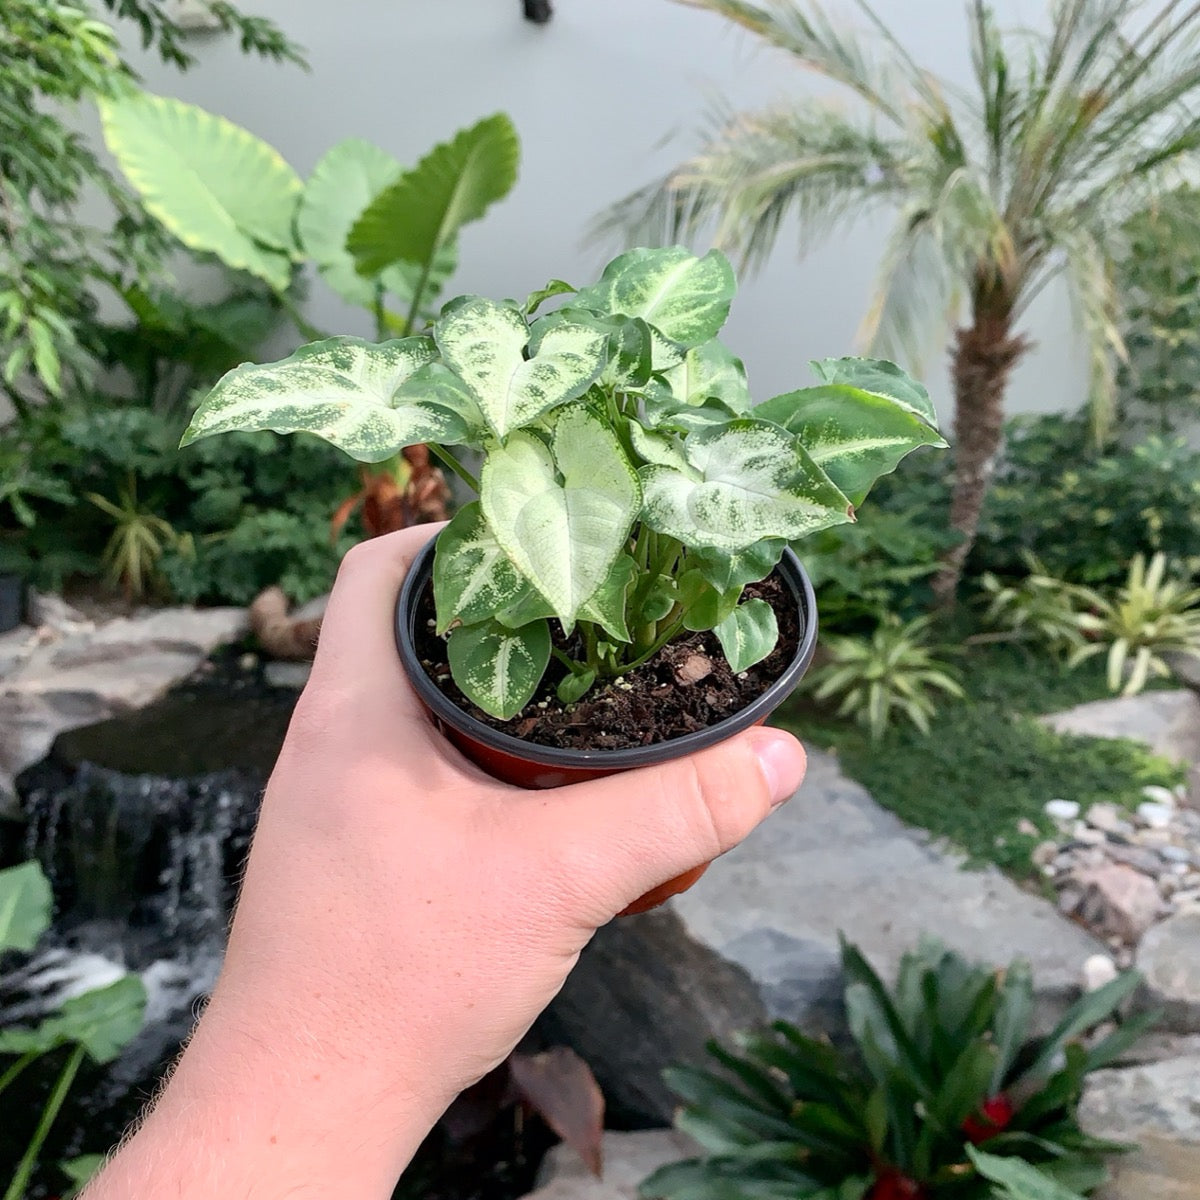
top-left (183, 246), bottom-right (946, 720)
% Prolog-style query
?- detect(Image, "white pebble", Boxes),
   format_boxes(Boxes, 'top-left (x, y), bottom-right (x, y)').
top-left (1045, 798), bottom-right (1081, 822)
top-left (1137, 801), bottom-right (1174, 829)
top-left (1141, 785), bottom-right (1178, 810)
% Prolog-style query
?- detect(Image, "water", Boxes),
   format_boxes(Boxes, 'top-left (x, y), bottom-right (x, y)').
top-left (0, 673), bottom-right (296, 1189)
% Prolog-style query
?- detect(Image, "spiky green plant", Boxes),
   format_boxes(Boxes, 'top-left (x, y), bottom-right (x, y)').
top-left (980, 554), bottom-right (1087, 657)
top-left (641, 938), bottom-right (1152, 1200)
top-left (805, 615), bottom-right (963, 739)
top-left (599, 0), bottom-right (1200, 603)
top-left (1070, 551), bottom-right (1200, 695)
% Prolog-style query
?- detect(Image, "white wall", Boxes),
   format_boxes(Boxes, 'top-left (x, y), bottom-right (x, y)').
top-left (119, 0), bottom-right (1086, 423)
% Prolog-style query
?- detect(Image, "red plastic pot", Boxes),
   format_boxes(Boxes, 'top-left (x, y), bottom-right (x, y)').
top-left (395, 542), bottom-right (818, 913)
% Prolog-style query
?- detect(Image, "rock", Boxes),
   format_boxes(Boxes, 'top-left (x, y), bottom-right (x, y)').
top-left (1017, 817), bottom-right (1040, 837)
top-left (1075, 864), bottom-right (1162, 942)
top-left (1137, 910), bottom-right (1200, 1032)
top-left (1138, 802), bottom-right (1176, 830)
top-left (0, 606), bottom-right (247, 810)
top-left (1083, 953), bottom-right (1119, 992)
top-left (1083, 1057), bottom-right (1200, 1200)
top-left (545, 750), bottom-right (1105, 1125)
top-left (523, 1131), bottom-right (696, 1200)
top-left (1143, 785), bottom-right (1179, 810)
top-left (1042, 690), bottom-right (1200, 766)
top-left (1086, 803), bottom-right (1134, 836)
top-left (1033, 840), bottom-right (1059, 868)
top-left (1106, 844), bottom-right (1168, 876)
top-left (263, 661), bottom-right (313, 690)
top-left (1045, 798), bottom-right (1081, 821)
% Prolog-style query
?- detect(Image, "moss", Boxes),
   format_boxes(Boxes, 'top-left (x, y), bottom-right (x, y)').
top-left (775, 642), bottom-right (1184, 877)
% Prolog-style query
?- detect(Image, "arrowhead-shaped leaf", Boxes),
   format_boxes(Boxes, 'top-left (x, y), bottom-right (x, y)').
top-left (347, 113), bottom-right (519, 277)
top-left (578, 554), bottom-right (638, 643)
top-left (640, 420), bottom-right (853, 552)
top-left (447, 618), bottom-right (550, 720)
top-left (755, 383), bottom-right (946, 504)
top-left (436, 300), bottom-right (607, 438)
top-left (183, 337), bottom-right (484, 460)
top-left (967, 1147), bottom-right (1089, 1200)
top-left (573, 246), bottom-right (736, 348)
top-left (810, 358), bottom-right (940, 429)
top-left (482, 406), bottom-right (641, 624)
top-left (0, 861), bottom-right (52, 953)
top-left (99, 91), bottom-right (301, 291)
top-left (714, 599), bottom-right (779, 673)
top-left (690, 541), bottom-right (787, 591)
top-left (530, 310), bottom-right (653, 391)
top-left (663, 340), bottom-right (751, 411)
top-left (56, 975), bottom-right (147, 1064)
top-left (433, 502), bottom-right (537, 632)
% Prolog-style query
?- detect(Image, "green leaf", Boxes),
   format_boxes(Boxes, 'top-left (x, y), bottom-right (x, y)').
top-left (55, 976), bottom-right (147, 1064)
top-left (432, 502), bottom-right (535, 633)
top-left (99, 91), bottom-right (300, 291)
top-left (557, 667), bottom-right (597, 704)
top-left (529, 309), bottom-right (654, 391)
top-left (447, 618), bottom-right (550, 720)
top-left (967, 1147), bottom-right (1088, 1200)
top-left (640, 420), bottom-right (853, 552)
top-left (690, 541), bottom-right (787, 591)
top-left (630, 421), bottom-right (690, 471)
top-left (574, 246), bottom-right (737, 348)
top-left (714, 599), bottom-right (779, 672)
top-left (182, 337), bottom-right (484, 461)
top-left (435, 299), bottom-right (607, 438)
top-left (991, 960), bottom-right (1035, 1091)
top-left (0, 861), bottom-right (52, 953)
top-left (578, 554), bottom-right (638, 643)
top-left (663, 340), bottom-right (752, 410)
top-left (347, 113), bottom-right (519, 277)
top-left (678, 570), bottom-right (741, 632)
top-left (481, 406), bottom-right (642, 624)
top-left (525, 279), bottom-right (577, 315)
top-left (755, 383), bottom-right (946, 505)
top-left (810, 358), bottom-right (939, 429)
top-left (60, 1154), bottom-right (106, 1198)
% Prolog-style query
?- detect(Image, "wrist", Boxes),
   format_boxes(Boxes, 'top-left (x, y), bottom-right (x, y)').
top-left (87, 989), bottom-right (447, 1200)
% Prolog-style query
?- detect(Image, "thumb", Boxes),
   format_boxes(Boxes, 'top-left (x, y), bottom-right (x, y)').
top-left (530, 726), bottom-right (806, 925)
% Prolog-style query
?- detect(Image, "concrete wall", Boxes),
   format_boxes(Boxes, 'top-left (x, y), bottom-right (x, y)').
top-left (119, 0), bottom-right (1085, 422)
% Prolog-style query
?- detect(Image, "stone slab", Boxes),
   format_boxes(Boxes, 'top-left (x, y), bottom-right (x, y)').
top-left (1136, 908), bottom-right (1200, 1032)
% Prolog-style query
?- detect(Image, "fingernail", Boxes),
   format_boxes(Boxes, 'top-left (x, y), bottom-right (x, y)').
top-left (752, 730), bottom-right (806, 808)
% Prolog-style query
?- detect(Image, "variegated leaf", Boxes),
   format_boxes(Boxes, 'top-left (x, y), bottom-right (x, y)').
top-left (640, 419), bottom-right (853, 552)
top-left (432, 502), bottom-right (534, 632)
top-left (435, 299), bottom-right (607, 438)
top-left (662, 340), bottom-right (751, 411)
top-left (690, 540), bottom-right (786, 591)
top-left (755, 383), bottom-right (946, 504)
top-left (528, 310), bottom-right (653, 390)
top-left (182, 337), bottom-right (467, 461)
top-left (629, 421), bottom-right (691, 472)
top-left (578, 554), bottom-right (638, 643)
top-left (389, 362), bottom-right (487, 446)
top-left (714, 599), bottom-right (779, 673)
top-left (573, 246), bottom-right (736, 348)
top-left (447, 618), bottom-right (550, 720)
top-left (481, 406), bottom-right (641, 625)
top-left (810, 357), bottom-right (940, 429)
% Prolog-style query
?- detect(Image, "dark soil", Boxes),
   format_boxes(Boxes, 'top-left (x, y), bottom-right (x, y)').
top-left (415, 572), bottom-right (800, 750)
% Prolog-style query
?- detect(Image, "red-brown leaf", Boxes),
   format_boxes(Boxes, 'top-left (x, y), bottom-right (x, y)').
top-left (509, 1047), bottom-right (605, 1177)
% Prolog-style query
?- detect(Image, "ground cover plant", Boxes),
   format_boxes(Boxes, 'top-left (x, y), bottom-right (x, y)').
top-left (180, 244), bottom-right (945, 721)
top-left (642, 939), bottom-right (1150, 1200)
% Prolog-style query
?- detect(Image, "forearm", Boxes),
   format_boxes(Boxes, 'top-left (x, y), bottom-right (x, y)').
top-left (84, 998), bottom-right (445, 1200)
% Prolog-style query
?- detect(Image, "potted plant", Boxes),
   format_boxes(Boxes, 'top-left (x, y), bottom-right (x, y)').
top-left (182, 246), bottom-right (945, 904)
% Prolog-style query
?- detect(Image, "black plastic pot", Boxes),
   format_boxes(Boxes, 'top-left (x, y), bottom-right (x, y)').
top-left (0, 572), bottom-right (24, 634)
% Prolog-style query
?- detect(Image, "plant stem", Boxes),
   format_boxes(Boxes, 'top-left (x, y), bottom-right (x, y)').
top-left (373, 282), bottom-right (388, 341)
top-left (427, 444), bottom-right (479, 494)
top-left (0, 1050), bottom-right (37, 1098)
top-left (616, 610), bottom-right (685, 676)
top-left (403, 251), bottom-right (438, 337)
top-left (4, 1043), bottom-right (85, 1200)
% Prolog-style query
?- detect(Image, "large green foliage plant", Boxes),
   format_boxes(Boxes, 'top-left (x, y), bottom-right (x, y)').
top-left (601, 0), bottom-right (1200, 604)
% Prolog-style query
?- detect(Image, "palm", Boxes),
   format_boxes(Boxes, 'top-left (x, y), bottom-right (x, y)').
top-left (599, 0), bottom-right (1200, 601)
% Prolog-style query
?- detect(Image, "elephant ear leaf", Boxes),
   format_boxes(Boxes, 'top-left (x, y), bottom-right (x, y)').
top-left (99, 90), bottom-right (302, 291)
top-left (347, 113), bottom-right (519, 278)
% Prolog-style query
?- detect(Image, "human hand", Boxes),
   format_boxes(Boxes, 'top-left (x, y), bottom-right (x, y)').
top-left (86, 524), bottom-right (806, 1199)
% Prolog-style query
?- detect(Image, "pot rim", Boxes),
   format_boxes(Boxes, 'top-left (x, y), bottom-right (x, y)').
top-left (394, 540), bottom-right (817, 769)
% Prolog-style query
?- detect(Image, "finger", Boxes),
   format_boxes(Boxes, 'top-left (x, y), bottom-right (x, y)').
top-left (308, 523), bottom-right (445, 700)
top-left (529, 726), bottom-right (807, 923)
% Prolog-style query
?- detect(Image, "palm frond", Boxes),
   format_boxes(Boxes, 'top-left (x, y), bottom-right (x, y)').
top-left (593, 103), bottom-right (902, 272)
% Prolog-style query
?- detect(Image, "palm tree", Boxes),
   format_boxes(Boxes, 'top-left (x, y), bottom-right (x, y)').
top-left (597, 0), bottom-right (1200, 603)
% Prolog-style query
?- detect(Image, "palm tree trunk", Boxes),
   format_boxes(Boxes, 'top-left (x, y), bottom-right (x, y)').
top-left (931, 315), bottom-right (1029, 606)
